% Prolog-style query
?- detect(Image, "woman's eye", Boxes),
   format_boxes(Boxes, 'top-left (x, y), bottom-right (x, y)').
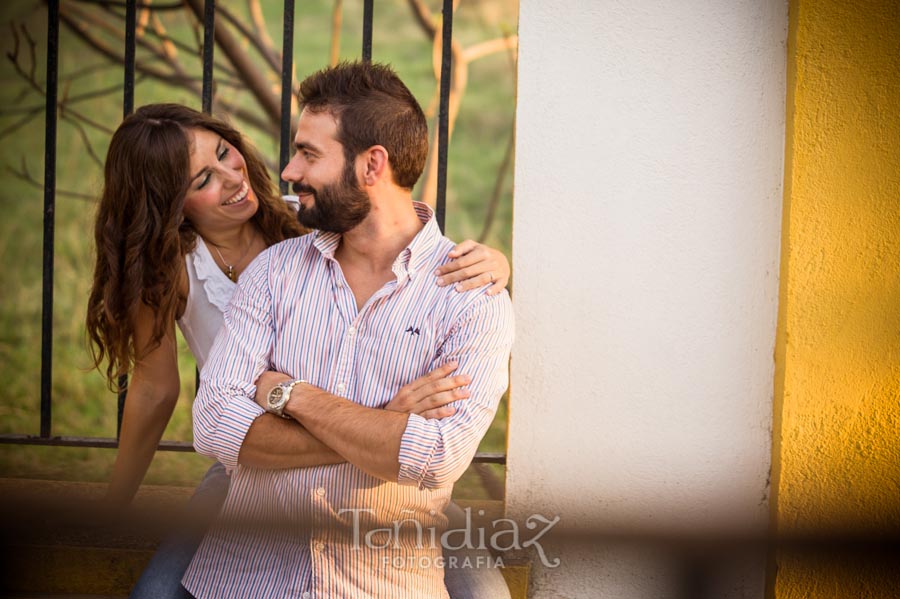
top-left (218, 147), bottom-right (229, 160)
top-left (197, 173), bottom-right (211, 189)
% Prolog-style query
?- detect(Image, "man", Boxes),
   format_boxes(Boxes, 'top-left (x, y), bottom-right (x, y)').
top-left (182, 61), bottom-right (514, 599)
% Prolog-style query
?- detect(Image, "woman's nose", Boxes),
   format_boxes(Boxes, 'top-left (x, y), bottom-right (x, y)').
top-left (221, 164), bottom-right (243, 188)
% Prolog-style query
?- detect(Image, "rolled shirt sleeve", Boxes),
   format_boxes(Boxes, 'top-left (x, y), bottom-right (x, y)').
top-left (397, 291), bottom-right (514, 489)
top-left (192, 250), bottom-right (274, 472)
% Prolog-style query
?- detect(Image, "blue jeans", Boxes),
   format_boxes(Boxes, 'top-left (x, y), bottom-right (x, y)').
top-left (130, 463), bottom-right (510, 599)
top-left (129, 462), bottom-right (228, 599)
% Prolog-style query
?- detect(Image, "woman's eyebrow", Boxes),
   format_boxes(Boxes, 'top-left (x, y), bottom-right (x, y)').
top-left (190, 138), bottom-right (224, 181)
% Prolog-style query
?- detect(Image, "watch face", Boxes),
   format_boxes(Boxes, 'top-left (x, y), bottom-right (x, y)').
top-left (268, 387), bottom-right (284, 407)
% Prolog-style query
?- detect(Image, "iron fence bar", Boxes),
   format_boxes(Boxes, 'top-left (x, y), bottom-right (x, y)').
top-left (279, 0), bottom-right (296, 194)
top-left (40, 0), bottom-right (60, 439)
top-left (117, 0), bottom-right (137, 439)
top-left (435, 0), bottom-right (453, 233)
top-left (362, 0), bottom-right (373, 61)
top-left (123, 0), bottom-right (136, 117)
top-left (0, 433), bottom-right (506, 464)
top-left (0, 434), bottom-right (194, 452)
top-left (201, 0), bottom-right (216, 113)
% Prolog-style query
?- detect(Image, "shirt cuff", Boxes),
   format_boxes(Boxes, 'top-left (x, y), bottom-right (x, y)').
top-left (397, 412), bottom-right (438, 488)
top-left (210, 392), bottom-right (266, 472)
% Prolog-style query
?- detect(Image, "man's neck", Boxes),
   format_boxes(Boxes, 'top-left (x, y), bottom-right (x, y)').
top-left (336, 192), bottom-right (423, 274)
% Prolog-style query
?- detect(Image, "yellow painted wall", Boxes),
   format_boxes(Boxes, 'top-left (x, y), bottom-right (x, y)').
top-left (774, 0), bottom-right (900, 596)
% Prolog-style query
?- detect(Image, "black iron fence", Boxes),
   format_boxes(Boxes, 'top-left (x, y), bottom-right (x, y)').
top-left (0, 0), bottom-right (505, 466)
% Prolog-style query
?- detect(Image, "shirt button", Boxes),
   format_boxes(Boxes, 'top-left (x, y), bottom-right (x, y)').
top-left (336, 383), bottom-right (346, 393)
top-left (316, 487), bottom-right (326, 497)
top-left (348, 326), bottom-right (357, 336)
top-left (301, 593), bottom-right (311, 599)
top-left (315, 542), bottom-right (326, 552)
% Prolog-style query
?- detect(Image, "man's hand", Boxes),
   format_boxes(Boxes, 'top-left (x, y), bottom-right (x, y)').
top-left (385, 361), bottom-right (471, 419)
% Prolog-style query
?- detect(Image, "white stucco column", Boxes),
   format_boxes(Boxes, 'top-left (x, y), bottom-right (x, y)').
top-left (506, 1), bottom-right (787, 597)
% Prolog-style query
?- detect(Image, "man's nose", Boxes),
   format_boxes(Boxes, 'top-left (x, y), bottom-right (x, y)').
top-left (281, 154), bottom-right (303, 184)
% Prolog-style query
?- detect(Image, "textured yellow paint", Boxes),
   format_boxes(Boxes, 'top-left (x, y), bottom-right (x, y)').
top-left (775, 0), bottom-right (900, 597)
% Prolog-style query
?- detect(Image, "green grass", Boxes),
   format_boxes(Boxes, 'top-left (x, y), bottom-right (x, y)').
top-left (0, 0), bottom-right (516, 499)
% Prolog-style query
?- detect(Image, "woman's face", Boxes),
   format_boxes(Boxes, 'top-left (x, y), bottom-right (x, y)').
top-left (183, 127), bottom-right (258, 234)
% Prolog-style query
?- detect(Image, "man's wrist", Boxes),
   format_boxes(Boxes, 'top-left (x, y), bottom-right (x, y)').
top-left (266, 379), bottom-right (305, 418)
top-left (283, 382), bottom-right (317, 421)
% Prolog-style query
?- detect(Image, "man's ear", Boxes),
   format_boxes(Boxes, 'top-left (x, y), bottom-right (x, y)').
top-left (361, 145), bottom-right (389, 186)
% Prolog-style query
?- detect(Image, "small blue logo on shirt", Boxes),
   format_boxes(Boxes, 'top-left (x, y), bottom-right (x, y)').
top-left (405, 326), bottom-right (421, 336)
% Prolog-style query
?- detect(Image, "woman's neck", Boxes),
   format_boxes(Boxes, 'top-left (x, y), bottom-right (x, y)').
top-left (198, 222), bottom-right (257, 253)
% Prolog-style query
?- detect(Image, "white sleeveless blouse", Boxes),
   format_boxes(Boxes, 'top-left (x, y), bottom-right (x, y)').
top-left (177, 196), bottom-right (299, 371)
top-left (177, 238), bottom-right (235, 372)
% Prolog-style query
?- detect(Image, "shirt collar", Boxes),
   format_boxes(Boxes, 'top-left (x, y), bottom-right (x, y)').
top-left (312, 202), bottom-right (441, 281)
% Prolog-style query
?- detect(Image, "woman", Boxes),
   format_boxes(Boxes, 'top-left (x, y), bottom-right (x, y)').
top-left (86, 104), bottom-right (511, 598)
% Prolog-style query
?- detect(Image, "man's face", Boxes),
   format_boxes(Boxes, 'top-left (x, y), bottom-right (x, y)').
top-left (281, 109), bottom-right (371, 233)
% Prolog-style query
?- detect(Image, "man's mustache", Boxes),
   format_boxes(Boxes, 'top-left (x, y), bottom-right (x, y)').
top-left (292, 182), bottom-right (316, 195)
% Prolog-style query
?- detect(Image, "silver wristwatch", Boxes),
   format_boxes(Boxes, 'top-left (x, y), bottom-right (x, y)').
top-left (266, 379), bottom-right (305, 418)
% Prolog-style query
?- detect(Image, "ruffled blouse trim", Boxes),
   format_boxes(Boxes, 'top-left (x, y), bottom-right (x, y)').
top-left (190, 238), bottom-right (235, 313)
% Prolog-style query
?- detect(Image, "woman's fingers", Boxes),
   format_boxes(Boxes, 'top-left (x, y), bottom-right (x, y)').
top-left (486, 279), bottom-right (506, 296)
top-left (435, 240), bottom-right (511, 294)
top-left (447, 239), bottom-right (478, 259)
top-left (436, 241), bottom-right (488, 278)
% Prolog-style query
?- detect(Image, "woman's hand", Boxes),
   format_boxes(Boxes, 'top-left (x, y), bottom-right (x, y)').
top-left (435, 240), bottom-right (510, 296)
top-left (254, 370), bottom-right (293, 409)
top-left (385, 361), bottom-right (471, 420)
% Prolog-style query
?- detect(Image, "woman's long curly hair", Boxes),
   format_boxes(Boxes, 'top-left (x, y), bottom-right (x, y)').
top-left (86, 103), bottom-right (304, 389)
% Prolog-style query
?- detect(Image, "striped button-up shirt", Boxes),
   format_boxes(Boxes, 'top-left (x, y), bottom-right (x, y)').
top-left (183, 203), bottom-right (514, 599)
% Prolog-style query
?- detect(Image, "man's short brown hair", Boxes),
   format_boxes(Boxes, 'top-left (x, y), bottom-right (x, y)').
top-left (298, 61), bottom-right (429, 190)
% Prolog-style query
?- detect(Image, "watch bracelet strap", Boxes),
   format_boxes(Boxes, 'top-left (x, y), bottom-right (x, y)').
top-left (271, 378), bottom-right (306, 418)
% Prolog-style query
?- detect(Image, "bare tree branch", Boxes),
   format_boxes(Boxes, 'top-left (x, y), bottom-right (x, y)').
top-left (148, 10), bottom-right (177, 60)
top-left (219, 2), bottom-right (280, 73)
top-left (412, 0), bottom-right (467, 207)
top-left (183, 0), bottom-right (281, 127)
top-left (243, 0), bottom-right (281, 73)
top-left (8, 160), bottom-right (96, 202)
top-left (57, 3), bottom-right (275, 135)
top-left (330, 0), bottom-right (343, 67)
top-left (462, 35), bottom-right (518, 63)
top-left (97, 2), bottom-right (240, 79)
top-left (61, 111), bottom-right (106, 168)
top-left (406, 0), bottom-right (437, 39)
top-left (478, 117), bottom-right (514, 243)
top-left (70, 0), bottom-right (184, 10)
top-left (0, 108), bottom-right (42, 141)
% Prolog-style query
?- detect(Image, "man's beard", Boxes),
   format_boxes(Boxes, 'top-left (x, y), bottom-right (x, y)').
top-left (293, 158), bottom-right (371, 233)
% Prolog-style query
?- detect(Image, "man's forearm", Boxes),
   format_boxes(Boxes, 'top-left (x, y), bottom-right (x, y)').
top-left (238, 413), bottom-right (345, 469)
top-left (284, 384), bottom-right (408, 482)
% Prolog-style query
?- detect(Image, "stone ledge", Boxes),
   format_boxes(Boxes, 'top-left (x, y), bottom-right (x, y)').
top-left (0, 478), bottom-right (529, 598)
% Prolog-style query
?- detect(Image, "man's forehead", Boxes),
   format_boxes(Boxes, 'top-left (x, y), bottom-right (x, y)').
top-left (294, 108), bottom-right (340, 144)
